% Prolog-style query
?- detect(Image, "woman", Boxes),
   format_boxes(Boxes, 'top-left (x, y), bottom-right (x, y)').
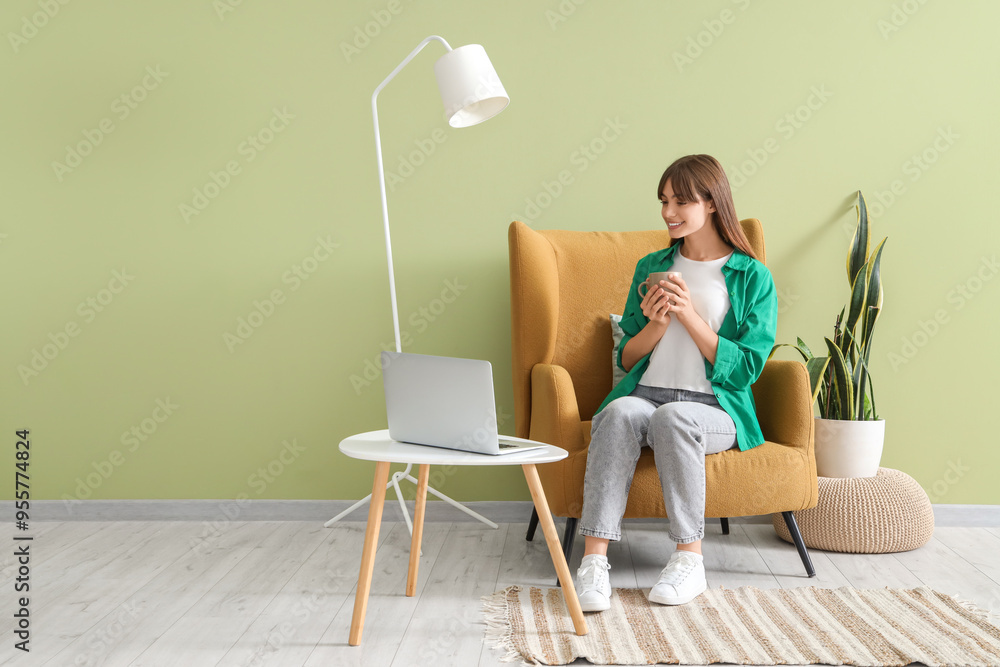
top-left (575, 154), bottom-right (777, 612)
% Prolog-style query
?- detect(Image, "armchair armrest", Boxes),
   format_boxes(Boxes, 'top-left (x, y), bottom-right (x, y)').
top-left (751, 359), bottom-right (814, 449)
top-left (528, 363), bottom-right (586, 455)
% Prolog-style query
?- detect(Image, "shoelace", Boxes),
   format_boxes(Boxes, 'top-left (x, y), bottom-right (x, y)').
top-left (578, 558), bottom-right (610, 591)
top-left (656, 555), bottom-right (697, 586)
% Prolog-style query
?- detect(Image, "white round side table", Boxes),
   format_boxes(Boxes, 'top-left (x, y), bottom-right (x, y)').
top-left (338, 429), bottom-right (588, 646)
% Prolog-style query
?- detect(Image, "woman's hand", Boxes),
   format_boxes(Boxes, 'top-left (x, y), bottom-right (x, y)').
top-left (662, 275), bottom-right (694, 325)
top-left (640, 282), bottom-right (672, 327)
top-left (622, 279), bottom-right (674, 371)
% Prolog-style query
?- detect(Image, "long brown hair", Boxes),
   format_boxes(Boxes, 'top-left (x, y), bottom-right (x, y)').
top-left (657, 154), bottom-right (757, 260)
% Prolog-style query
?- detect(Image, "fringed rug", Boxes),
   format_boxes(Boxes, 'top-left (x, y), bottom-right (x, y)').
top-left (481, 585), bottom-right (1000, 666)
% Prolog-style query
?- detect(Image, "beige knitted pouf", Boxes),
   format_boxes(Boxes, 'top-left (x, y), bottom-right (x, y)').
top-left (772, 467), bottom-right (934, 553)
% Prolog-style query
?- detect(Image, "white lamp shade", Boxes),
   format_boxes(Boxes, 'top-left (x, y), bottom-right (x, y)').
top-left (433, 44), bottom-right (509, 128)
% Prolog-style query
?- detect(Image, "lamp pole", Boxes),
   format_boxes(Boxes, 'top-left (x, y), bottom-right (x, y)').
top-left (371, 35), bottom-right (453, 353)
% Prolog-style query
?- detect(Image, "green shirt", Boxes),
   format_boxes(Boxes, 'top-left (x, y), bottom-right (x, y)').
top-left (595, 241), bottom-right (778, 452)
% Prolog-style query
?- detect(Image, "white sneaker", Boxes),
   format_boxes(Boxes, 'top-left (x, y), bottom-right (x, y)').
top-left (576, 554), bottom-right (612, 612)
top-left (647, 550), bottom-right (707, 605)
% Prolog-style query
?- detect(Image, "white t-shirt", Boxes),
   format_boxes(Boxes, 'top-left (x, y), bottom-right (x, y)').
top-left (638, 248), bottom-right (733, 394)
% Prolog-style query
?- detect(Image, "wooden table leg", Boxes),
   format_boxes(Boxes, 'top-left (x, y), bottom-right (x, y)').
top-left (349, 460), bottom-right (391, 646)
top-left (406, 464), bottom-right (430, 597)
top-left (521, 463), bottom-right (588, 636)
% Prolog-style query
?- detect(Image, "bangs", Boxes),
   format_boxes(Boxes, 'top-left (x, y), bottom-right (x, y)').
top-left (658, 162), bottom-right (709, 202)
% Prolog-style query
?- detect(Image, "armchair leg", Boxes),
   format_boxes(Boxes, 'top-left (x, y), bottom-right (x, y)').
top-left (526, 506), bottom-right (539, 541)
top-left (527, 509), bottom-right (578, 587)
top-left (781, 511), bottom-right (816, 577)
top-left (720, 517), bottom-right (730, 535)
top-left (555, 517), bottom-right (578, 587)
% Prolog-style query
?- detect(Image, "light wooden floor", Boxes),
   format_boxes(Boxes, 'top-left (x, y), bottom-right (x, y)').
top-left (1, 520), bottom-right (999, 666)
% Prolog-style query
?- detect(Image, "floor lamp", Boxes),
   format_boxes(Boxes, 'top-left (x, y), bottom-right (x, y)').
top-left (326, 36), bottom-right (510, 534)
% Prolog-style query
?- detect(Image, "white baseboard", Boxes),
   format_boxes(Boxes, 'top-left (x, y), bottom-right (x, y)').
top-left (5, 500), bottom-right (1000, 526)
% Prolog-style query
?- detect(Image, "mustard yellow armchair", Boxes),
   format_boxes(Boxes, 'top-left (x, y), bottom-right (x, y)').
top-left (508, 219), bottom-right (818, 578)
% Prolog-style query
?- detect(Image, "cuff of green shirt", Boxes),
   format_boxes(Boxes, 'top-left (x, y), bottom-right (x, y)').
top-left (620, 313), bottom-right (646, 337)
top-left (617, 313), bottom-right (646, 371)
top-left (709, 334), bottom-right (738, 384)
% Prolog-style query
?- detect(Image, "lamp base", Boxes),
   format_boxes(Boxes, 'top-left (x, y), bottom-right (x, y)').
top-left (324, 463), bottom-right (499, 532)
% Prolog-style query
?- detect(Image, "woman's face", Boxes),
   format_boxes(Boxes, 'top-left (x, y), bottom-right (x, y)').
top-left (660, 179), bottom-right (716, 239)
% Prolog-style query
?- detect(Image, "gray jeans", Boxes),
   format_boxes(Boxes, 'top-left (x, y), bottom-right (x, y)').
top-left (579, 384), bottom-right (738, 544)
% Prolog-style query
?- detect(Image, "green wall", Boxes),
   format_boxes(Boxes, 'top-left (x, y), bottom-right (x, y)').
top-left (3, 0), bottom-right (998, 506)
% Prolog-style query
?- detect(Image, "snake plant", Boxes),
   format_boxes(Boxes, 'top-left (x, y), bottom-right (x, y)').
top-left (770, 191), bottom-right (887, 421)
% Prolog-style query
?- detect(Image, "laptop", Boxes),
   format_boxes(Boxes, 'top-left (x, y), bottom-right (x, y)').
top-left (381, 351), bottom-right (548, 456)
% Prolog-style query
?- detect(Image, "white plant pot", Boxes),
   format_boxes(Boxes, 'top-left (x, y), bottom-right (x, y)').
top-left (813, 417), bottom-right (885, 478)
